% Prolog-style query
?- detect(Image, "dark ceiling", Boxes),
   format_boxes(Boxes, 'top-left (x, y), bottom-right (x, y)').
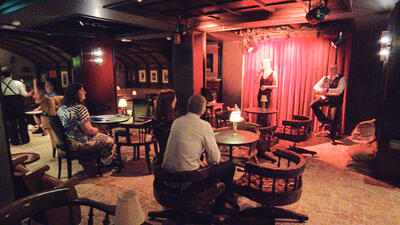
top-left (0, 0), bottom-right (397, 70)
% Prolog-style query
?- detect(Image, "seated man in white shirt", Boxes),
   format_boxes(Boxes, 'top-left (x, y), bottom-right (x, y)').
top-left (162, 94), bottom-right (236, 213)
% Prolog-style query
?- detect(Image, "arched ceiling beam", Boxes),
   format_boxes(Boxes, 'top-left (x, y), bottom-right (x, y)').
top-left (12, 36), bottom-right (71, 63)
top-left (0, 40), bottom-right (58, 65)
top-left (116, 52), bottom-right (138, 68)
top-left (6, 37), bottom-right (68, 64)
top-left (119, 49), bottom-right (147, 65)
top-left (135, 46), bottom-right (160, 65)
top-left (0, 41), bottom-right (55, 65)
top-left (0, 44), bottom-right (42, 67)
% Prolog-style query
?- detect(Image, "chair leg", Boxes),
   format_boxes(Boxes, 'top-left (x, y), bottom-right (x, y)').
top-left (116, 144), bottom-right (123, 172)
top-left (273, 207), bottom-right (308, 222)
top-left (137, 146), bottom-right (140, 159)
top-left (58, 157), bottom-right (62, 179)
top-left (53, 148), bottom-right (56, 158)
top-left (67, 159), bottom-right (72, 179)
top-left (288, 146), bottom-right (316, 156)
top-left (96, 155), bottom-right (103, 177)
top-left (145, 144), bottom-right (152, 174)
top-left (153, 141), bottom-right (159, 155)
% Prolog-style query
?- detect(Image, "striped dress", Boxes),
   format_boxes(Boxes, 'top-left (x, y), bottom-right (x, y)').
top-left (57, 104), bottom-right (116, 165)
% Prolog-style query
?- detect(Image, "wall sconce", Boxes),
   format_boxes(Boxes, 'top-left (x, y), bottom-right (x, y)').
top-left (229, 110), bottom-right (243, 136)
top-left (91, 47), bottom-right (103, 65)
top-left (118, 98), bottom-right (128, 116)
top-left (114, 190), bottom-right (145, 225)
top-left (331, 32), bottom-right (344, 48)
top-left (380, 31), bottom-right (391, 61)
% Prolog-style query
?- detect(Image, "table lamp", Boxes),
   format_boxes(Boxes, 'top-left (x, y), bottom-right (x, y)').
top-left (132, 90), bottom-right (137, 96)
top-left (230, 110), bottom-right (242, 136)
top-left (260, 95), bottom-right (268, 110)
top-left (118, 98), bottom-right (128, 116)
top-left (114, 190), bottom-right (145, 225)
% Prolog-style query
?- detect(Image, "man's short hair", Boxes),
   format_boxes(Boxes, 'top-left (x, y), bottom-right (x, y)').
top-left (1, 67), bottom-right (12, 77)
top-left (187, 94), bottom-right (206, 115)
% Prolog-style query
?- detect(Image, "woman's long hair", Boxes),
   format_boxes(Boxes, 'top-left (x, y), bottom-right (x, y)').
top-left (61, 83), bottom-right (83, 106)
top-left (153, 89), bottom-right (176, 121)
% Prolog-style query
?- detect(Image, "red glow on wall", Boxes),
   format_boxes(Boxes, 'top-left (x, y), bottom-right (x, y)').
top-left (82, 41), bottom-right (116, 115)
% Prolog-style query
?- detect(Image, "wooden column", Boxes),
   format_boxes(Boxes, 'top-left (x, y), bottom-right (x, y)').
top-left (81, 40), bottom-right (117, 115)
top-left (172, 33), bottom-right (205, 116)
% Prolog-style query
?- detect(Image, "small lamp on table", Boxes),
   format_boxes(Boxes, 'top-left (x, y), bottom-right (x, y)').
top-left (229, 110), bottom-right (243, 137)
top-left (260, 95), bottom-right (268, 111)
top-left (118, 98), bottom-right (128, 116)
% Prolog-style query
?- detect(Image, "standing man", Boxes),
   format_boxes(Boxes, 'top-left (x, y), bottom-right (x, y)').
top-left (1, 67), bottom-right (33, 145)
top-left (162, 94), bottom-right (237, 213)
top-left (311, 65), bottom-right (347, 145)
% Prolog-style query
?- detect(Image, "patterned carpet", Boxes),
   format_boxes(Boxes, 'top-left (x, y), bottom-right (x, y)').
top-left (10, 133), bottom-right (400, 225)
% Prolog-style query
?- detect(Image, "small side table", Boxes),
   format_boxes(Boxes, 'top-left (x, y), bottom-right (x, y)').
top-left (214, 129), bottom-right (259, 164)
top-left (244, 107), bottom-right (277, 127)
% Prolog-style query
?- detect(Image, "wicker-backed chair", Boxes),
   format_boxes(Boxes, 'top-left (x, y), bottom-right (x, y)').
top-left (275, 115), bottom-right (316, 156)
top-left (114, 119), bottom-right (158, 173)
top-left (232, 149), bottom-right (308, 224)
top-left (0, 188), bottom-right (115, 225)
top-left (148, 164), bottom-right (225, 225)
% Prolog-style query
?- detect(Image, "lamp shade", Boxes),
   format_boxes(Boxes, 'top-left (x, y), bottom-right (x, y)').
top-left (230, 110), bottom-right (242, 122)
top-left (114, 190), bottom-right (145, 225)
top-left (116, 86), bottom-right (121, 91)
top-left (260, 95), bottom-right (268, 102)
top-left (118, 98), bottom-right (128, 108)
top-left (132, 90), bottom-right (137, 96)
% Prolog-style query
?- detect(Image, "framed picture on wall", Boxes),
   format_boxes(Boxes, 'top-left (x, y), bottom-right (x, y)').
top-left (61, 71), bottom-right (69, 88)
top-left (162, 69), bottom-right (169, 84)
top-left (139, 70), bottom-right (146, 82)
top-left (150, 70), bottom-right (158, 83)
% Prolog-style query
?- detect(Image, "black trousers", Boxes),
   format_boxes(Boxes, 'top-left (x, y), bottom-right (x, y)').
top-left (209, 161), bottom-right (236, 208)
top-left (311, 98), bottom-right (342, 139)
top-left (2, 95), bottom-right (30, 145)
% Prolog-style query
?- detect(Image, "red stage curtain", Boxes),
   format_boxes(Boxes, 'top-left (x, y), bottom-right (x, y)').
top-left (242, 36), bottom-right (352, 133)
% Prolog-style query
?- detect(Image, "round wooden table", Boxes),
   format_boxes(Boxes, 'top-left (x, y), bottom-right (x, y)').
top-left (244, 107), bottom-right (277, 126)
top-left (90, 114), bottom-right (130, 136)
top-left (214, 129), bottom-right (259, 161)
top-left (11, 152), bottom-right (40, 165)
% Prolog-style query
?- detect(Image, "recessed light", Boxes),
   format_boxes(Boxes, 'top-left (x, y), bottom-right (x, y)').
top-left (11, 21), bottom-right (20, 26)
top-left (121, 38), bottom-right (132, 42)
top-left (137, 0), bottom-right (142, 2)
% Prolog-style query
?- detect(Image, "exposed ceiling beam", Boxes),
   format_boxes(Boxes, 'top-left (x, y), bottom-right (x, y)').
top-left (0, 0), bottom-right (174, 31)
top-left (295, 0), bottom-right (309, 11)
top-left (252, 0), bottom-right (276, 13)
top-left (203, 0), bottom-right (242, 16)
top-left (199, 11), bottom-right (354, 32)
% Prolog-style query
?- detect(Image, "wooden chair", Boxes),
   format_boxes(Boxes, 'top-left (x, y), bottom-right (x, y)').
top-left (231, 149), bottom-right (308, 225)
top-left (148, 164), bottom-right (225, 225)
top-left (215, 110), bottom-right (231, 128)
top-left (274, 115), bottom-right (316, 156)
top-left (0, 188), bottom-right (115, 225)
top-left (115, 119), bottom-right (159, 173)
top-left (47, 115), bottom-right (102, 179)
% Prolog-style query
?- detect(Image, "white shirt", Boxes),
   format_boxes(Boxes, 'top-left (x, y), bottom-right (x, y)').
top-left (1, 77), bottom-right (28, 96)
top-left (162, 112), bottom-right (221, 171)
top-left (313, 75), bottom-right (346, 96)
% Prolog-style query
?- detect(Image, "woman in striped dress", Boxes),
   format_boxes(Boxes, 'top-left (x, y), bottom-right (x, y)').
top-left (57, 83), bottom-right (118, 174)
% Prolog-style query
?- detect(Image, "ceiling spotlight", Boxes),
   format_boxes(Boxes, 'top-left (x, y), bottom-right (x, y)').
top-left (137, 0), bottom-right (142, 2)
top-left (243, 38), bottom-right (254, 53)
top-left (0, 24), bottom-right (16, 30)
top-left (306, 5), bottom-right (330, 25)
top-left (331, 32), bottom-right (344, 48)
top-left (175, 23), bottom-right (187, 35)
top-left (166, 36), bottom-right (172, 41)
top-left (79, 20), bottom-right (84, 26)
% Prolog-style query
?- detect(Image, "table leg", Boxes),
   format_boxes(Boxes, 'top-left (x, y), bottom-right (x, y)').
top-left (229, 146), bottom-right (233, 161)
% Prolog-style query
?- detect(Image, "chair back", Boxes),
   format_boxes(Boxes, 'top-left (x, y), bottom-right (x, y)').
top-left (152, 165), bottom-right (225, 210)
top-left (277, 115), bottom-right (313, 142)
top-left (47, 115), bottom-right (70, 152)
top-left (0, 188), bottom-right (115, 225)
top-left (233, 149), bottom-right (305, 206)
